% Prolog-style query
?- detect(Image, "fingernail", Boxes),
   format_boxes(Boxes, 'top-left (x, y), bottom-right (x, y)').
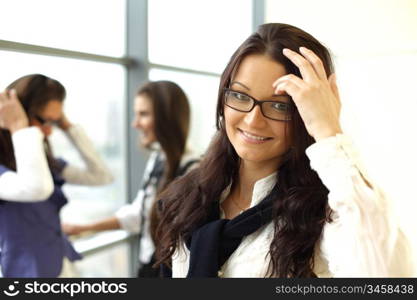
top-left (274, 77), bottom-right (283, 86)
top-left (282, 48), bottom-right (290, 54)
top-left (299, 47), bottom-right (306, 52)
top-left (275, 83), bottom-right (282, 90)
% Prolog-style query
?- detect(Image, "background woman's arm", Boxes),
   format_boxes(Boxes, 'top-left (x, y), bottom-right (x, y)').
top-left (60, 123), bottom-right (114, 185)
top-left (0, 90), bottom-right (53, 201)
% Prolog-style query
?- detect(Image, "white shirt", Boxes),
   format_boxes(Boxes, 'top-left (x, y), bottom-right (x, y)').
top-left (0, 127), bottom-right (53, 201)
top-left (0, 125), bottom-right (113, 202)
top-left (59, 125), bottom-right (114, 185)
top-left (172, 134), bottom-right (413, 277)
top-left (115, 150), bottom-right (199, 264)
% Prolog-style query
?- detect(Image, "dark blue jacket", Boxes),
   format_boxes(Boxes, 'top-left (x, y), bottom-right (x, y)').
top-left (0, 163), bottom-right (81, 277)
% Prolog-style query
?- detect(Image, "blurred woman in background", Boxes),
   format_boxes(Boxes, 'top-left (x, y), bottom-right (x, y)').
top-left (0, 74), bottom-right (113, 277)
top-left (63, 80), bottom-right (199, 277)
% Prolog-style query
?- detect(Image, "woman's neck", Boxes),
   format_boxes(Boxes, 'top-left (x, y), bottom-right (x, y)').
top-left (231, 160), bottom-right (278, 209)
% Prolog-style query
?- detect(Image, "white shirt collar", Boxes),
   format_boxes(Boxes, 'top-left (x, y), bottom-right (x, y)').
top-left (250, 172), bottom-right (278, 208)
top-left (220, 171), bottom-right (278, 208)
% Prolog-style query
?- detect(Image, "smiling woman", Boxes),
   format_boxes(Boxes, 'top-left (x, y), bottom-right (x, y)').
top-left (132, 93), bottom-right (157, 148)
top-left (225, 54), bottom-right (292, 176)
top-left (154, 23), bottom-right (413, 278)
top-left (61, 80), bottom-right (200, 278)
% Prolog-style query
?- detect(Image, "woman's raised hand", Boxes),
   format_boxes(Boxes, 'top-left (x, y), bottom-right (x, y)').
top-left (0, 89), bottom-right (29, 133)
top-left (273, 47), bottom-right (342, 141)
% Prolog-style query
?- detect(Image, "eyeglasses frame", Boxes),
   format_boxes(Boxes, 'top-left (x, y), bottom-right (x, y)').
top-left (223, 88), bottom-right (294, 122)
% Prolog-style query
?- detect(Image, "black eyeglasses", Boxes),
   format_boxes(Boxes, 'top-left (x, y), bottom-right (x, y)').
top-left (34, 115), bottom-right (60, 127)
top-left (224, 88), bottom-right (293, 121)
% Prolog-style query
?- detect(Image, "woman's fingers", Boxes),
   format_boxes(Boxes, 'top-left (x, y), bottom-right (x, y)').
top-left (0, 91), bottom-right (9, 103)
top-left (283, 48), bottom-right (318, 83)
top-left (0, 89), bottom-right (28, 132)
top-left (328, 73), bottom-right (341, 112)
top-left (299, 47), bottom-right (327, 81)
top-left (9, 89), bottom-right (18, 102)
top-left (282, 47), bottom-right (329, 83)
top-left (0, 89), bottom-right (16, 103)
top-left (273, 74), bottom-right (305, 90)
top-left (274, 76), bottom-right (301, 99)
top-left (328, 73), bottom-right (340, 99)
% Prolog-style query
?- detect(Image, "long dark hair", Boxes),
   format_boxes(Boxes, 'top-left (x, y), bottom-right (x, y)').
top-left (138, 81), bottom-right (191, 241)
top-left (137, 81), bottom-right (190, 190)
top-left (0, 74), bottom-right (66, 171)
top-left (155, 23), bottom-right (334, 277)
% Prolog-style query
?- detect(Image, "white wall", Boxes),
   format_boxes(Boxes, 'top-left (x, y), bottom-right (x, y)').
top-left (266, 0), bottom-right (417, 275)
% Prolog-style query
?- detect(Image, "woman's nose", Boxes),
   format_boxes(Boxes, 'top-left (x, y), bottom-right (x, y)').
top-left (131, 117), bottom-right (140, 129)
top-left (243, 104), bottom-right (267, 128)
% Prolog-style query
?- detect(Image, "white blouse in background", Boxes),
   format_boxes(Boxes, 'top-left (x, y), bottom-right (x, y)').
top-left (60, 124), bottom-right (113, 185)
top-left (115, 150), bottom-right (199, 265)
top-left (0, 127), bottom-right (53, 201)
top-left (0, 125), bottom-right (113, 202)
top-left (172, 134), bottom-right (413, 277)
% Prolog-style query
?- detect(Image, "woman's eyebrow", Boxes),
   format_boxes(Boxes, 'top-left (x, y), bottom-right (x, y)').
top-left (230, 81), bottom-right (250, 90)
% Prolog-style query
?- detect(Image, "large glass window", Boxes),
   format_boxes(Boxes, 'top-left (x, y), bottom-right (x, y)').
top-left (0, 0), bottom-right (128, 278)
top-left (148, 0), bottom-right (254, 153)
top-left (0, 0), bottom-right (126, 57)
top-left (148, 0), bottom-right (253, 73)
top-left (62, 243), bottom-right (130, 277)
top-left (1, 0), bottom-right (258, 277)
top-left (0, 51), bottom-right (126, 225)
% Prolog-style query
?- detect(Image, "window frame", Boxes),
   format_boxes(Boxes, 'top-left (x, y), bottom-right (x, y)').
top-left (0, 0), bottom-right (265, 277)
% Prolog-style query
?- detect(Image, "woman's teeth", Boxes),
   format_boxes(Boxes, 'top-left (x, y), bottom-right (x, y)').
top-left (241, 130), bottom-right (270, 141)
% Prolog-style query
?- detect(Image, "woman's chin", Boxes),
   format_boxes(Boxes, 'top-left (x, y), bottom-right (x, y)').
top-left (140, 138), bottom-right (157, 150)
top-left (236, 151), bottom-right (265, 164)
top-left (236, 149), bottom-right (285, 168)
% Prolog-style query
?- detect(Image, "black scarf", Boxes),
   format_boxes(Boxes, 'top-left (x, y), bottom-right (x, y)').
top-left (184, 183), bottom-right (279, 277)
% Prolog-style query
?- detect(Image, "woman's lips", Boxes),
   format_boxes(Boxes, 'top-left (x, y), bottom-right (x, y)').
top-left (238, 129), bottom-right (272, 144)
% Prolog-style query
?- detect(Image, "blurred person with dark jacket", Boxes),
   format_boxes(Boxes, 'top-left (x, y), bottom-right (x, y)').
top-left (0, 74), bottom-right (113, 277)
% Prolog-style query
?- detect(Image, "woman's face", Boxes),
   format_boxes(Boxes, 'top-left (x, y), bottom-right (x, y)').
top-left (30, 100), bottom-right (63, 137)
top-left (132, 94), bottom-right (157, 148)
top-left (224, 54), bottom-right (292, 168)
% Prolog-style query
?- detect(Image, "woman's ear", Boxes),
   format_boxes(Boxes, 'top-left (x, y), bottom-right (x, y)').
top-left (218, 115), bottom-right (225, 129)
